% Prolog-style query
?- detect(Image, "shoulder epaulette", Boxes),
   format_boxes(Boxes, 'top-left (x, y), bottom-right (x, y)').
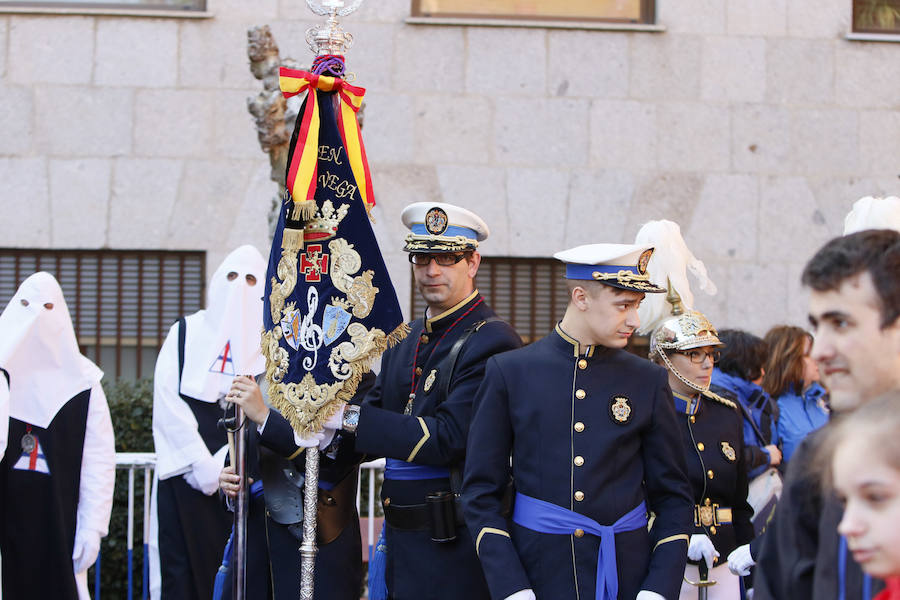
top-left (702, 390), bottom-right (738, 410)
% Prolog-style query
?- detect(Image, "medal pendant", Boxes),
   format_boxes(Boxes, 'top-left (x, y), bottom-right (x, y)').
top-left (21, 433), bottom-right (36, 453)
top-left (404, 393), bottom-right (415, 415)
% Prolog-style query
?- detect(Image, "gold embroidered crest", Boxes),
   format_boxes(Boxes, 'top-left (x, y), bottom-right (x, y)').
top-left (720, 441), bottom-right (737, 462)
top-left (423, 369), bottom-right (437, 393)
top-left (637, 248), bottom-right (653, 275)
top-left (425, 207), bottom-right (449, 235)
top-left (610, 395), bottom-right (633, 424)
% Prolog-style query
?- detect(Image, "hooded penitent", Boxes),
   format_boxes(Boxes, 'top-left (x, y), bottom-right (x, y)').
top-left (0, 271), bottom-right (103, 427)
top-left (179, 245), bottom-right (268, 403)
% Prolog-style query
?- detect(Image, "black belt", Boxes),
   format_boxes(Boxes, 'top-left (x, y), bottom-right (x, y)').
top-left (384, 502), bottom-right (430, 531)
top-left (383, 500), bottom-right (464, 531)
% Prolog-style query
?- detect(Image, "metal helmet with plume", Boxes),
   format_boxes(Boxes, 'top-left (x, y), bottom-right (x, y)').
top-left (634, 220), bottom-right (721, 393)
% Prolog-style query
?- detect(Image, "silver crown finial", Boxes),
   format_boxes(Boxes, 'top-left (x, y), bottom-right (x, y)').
top-left (305, 0), bottom-right (363, 56)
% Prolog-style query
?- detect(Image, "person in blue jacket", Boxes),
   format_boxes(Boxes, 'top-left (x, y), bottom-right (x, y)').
top-left (462, 243), bottom-right (693, 600)
top-left (763, 325), bottom-right (828, 463)
top-left (709, 330), bottom-right (782, 479)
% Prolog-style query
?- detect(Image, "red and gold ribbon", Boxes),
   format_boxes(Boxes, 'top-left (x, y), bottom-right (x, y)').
top-left (279, 67), bottom-right (375, 216)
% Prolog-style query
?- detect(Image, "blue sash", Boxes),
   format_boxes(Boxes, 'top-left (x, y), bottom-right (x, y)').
top-left (384, 457), bottom-right (449, 480)
top-left (512, 492), bottom-right (648, 600)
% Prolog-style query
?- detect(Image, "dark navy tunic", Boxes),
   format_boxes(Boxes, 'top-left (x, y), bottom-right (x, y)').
top-left (353, 290), bottom-right (522, 600)
top-left (157, 318), bottom-right (232, 600)
top-left (222, 404), bottom-right (366, 600)
top-left (753, 425), bottom-right (884, 600)
top-left (671, 390), bottom-right (754, 561)
top-left (462, 325), bottom-right (694, 600)
top-left (0, 389), bottom-right (90, 600)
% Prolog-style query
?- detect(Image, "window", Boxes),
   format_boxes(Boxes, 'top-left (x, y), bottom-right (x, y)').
top-left (411, 256), bottom-right (570, 344)
top-left (410, 256), bottom-right (652, 357)
top-left (0, 0), bottom-right (205, 12)
top-left (853, 0), bottom-right (900, 33)
top-left (0, 249), bottom-right (206, 380)
top-left (411, 0), bottom-right (655, 24)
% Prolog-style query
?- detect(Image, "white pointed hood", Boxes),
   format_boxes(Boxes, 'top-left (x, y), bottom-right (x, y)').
top-left (0, 272), bottom-right (103, 428)
top-left (179, 245), bottom-right (267, 403)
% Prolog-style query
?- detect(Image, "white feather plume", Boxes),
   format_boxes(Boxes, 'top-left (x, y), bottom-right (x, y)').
top-left (843, 196), bottom-right (900, 235)
top-left (634, 220), bottom-right (717, 335)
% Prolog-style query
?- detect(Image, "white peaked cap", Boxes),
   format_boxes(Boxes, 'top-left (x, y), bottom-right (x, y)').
top-left (634, 220), bottom-right (717, 336)
top-left (843, 196), bottom-right (900, 235)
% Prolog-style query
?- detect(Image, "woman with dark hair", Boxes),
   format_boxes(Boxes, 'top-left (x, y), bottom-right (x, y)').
top-left (711, 330), bottom-right (782, 479)
top-left (763, 326), bottom-right (828, 464)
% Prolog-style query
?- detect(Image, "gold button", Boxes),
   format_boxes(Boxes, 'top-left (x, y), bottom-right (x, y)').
top-left (574, 422), bottom-right (585, 433)
top-left (383, 497), bottom-right (391, 506)
top-left (575, 389), bottom-right (586, 400)
top-left (574, 528), bottom-right (584, 538)
top-left (415, 366), bottom-right (423, 376)
top-left (574, 456), bottom-right (584, 466)
top-left (710, 526), bottom-right (717, 535)
top-left (697, 442), bottom-right (705, 451)
top-left (420, 334), bottom-right (429, 343)
top-left (578, 359), bottom-right (587, 370)
top-left (690, 416), bottom-right (696, 423)
top-left (707, 469), bottom-right (714, 479)
top-left (574, 491), bottom-right (584, 501)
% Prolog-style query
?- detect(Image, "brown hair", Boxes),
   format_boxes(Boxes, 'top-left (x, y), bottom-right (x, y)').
top-left (802, 229), bottom-right (900, 328)
top-left (763, 325), bottom-right (813, 399)
top-left (817, 391), bottom-right (900, 491)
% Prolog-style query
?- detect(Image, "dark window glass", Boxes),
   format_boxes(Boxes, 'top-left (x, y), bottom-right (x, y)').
top-left (0, 248), bottom-right (206, 380)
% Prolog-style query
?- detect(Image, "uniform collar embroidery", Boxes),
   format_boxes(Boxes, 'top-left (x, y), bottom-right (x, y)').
top-left (673, 390), bottom-right (700, 416)
top-left (552, 323), bottom-right (596, 358)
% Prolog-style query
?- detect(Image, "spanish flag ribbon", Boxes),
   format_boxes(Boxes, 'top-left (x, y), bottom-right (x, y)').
top-left (279, 67), bottom-right (375, 216)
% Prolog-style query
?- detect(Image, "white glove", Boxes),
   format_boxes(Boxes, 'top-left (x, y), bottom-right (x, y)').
top-left (636, 592), bottom-right (666, 600)
top-left (503, 590), bottom-right (536, 600)
top-left (323, 405), bottom-right (344, 430)
top-left (72, 528), bottom-right (102, 574)
top-left (687, 534), bottom-right (720, 570)
top-left (184, 445), bottom-right (229, 496)
top-left (727, 543), bottom-right (755, 576)
top-left (293, 429), bottom-right (326, 449)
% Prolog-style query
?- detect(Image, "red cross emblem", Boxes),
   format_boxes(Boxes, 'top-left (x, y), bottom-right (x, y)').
top-left (301, 244), bottom-right (329, 282)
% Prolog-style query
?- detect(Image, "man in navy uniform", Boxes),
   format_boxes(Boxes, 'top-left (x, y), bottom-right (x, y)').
top-left (327, 202), bottom-right (522, 599)
top-left (462, 244), bottom-right (694, 600)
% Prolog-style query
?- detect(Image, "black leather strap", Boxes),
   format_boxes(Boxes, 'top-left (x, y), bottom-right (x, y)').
top-left (435, 317), bottom-right (501, 511)
top-left (176, 316), bottom-right (186, 389)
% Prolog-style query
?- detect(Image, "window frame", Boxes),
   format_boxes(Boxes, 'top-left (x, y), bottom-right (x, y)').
top-left (0, 0), bottom-right (209, 18)
top-left (851, 0), bottom-right (900, 34)
top-left (410, 0), bottom-right (657, 26)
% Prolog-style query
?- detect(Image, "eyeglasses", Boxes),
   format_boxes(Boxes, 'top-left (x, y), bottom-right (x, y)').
top-left (408, 253), bottom-right (468, 266)
top-left (676, 349), bottom-right (721, 364)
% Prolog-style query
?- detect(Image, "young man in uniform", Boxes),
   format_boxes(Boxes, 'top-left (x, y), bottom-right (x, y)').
top-left (327, 202), bottom-right (522, 599)
top-left (462, 244), bottom-right (694, 600)
top-left (753, 228), bottom-right (900, 600)
top-left (0, 272), bottom-right (116, 599)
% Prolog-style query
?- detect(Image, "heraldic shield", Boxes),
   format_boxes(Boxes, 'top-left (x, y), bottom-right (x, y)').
top-left (263, 68), bottom-right (407, 438)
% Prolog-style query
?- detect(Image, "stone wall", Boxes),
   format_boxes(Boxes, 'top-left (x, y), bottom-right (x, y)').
top-left (1, 0), bottom-right (898, 334)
